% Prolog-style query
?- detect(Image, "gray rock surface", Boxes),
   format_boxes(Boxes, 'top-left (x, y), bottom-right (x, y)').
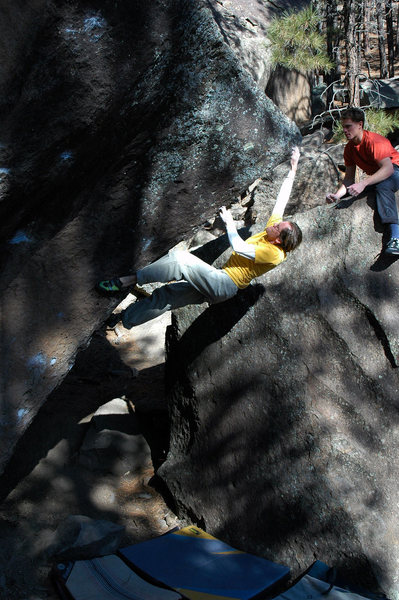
top-left (266, 66), bottom-right (312, 124)
top-left (361, 77), bottom-right (399, 109)
top-left (78, 398), bottom-right (152, 475)
top-left (207, 0), bottom-right (275, 90)
top-left (159, 189), bottom-right (399, 598)
top-left (209, 0), bottom-right (309, 91)
top-left (209, 0), bottom-right (312, 122)
top-left (0, 319), bottom-right (180, 599)
top-left (249, 135), bottom-right (345, 222)
top-left (0, 0), bottom-right (300, 476)
top-left (48, 515), bottom-right (125, 560)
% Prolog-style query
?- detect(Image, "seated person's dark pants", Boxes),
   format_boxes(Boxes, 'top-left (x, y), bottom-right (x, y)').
top-left (374, 165), bottom-right (399, 224)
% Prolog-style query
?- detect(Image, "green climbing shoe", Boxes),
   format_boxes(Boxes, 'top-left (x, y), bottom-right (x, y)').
top-left (96, 277), bottom-right (124, 295)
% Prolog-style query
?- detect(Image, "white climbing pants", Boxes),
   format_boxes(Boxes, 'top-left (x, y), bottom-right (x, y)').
top-left (121, 250), bottom-right (238, 329)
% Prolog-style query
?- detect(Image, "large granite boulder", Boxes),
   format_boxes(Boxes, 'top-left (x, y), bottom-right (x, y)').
top-left (160, 193), bottom-right (399, 598)
top-left (209, 0), bottom-right (312, 121)
top-left (360, 77), bottom-right (399, 109)
top-left (207, 0), bottom-right (280, 90)
top-left (266, 66), bottom-right (312, 124)
top-left (249, 134), bottom-right (345, 222)
top-left (0, 0), bottom-right (299, 475)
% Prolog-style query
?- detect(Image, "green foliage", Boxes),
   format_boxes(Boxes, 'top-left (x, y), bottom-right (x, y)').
top-left (332, 109), bottom-right (399, 142)
top-left (365, 109), bottom-right (399, 137)
top-left (331, 120), bottom-right (344, 142)
top-left (268, 6), bottom-right (333, 73)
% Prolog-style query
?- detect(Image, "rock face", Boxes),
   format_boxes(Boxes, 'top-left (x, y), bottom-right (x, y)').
top-left (266, 66), bottom-right (312, 124)
top-left (0, 0), bottom-right (300, 475)
top-left (252, 134), bottom-right (345, 221)
top-left (160, 181), bottom-right (399, 598)
top-left (209, 0), bottom-right (312, 120)
top-left (207, 0), bottom-right (277, 91)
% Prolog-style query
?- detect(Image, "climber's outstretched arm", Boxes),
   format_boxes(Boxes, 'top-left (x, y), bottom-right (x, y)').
top-left (272, 146), bottom-right (300, 219)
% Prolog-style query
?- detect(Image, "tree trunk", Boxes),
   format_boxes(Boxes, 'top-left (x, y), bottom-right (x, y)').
top-left (396, 1), bottom-right (399, 57)
top-left (325, 0), bottom-right (340, 106)
top-left (344, 0), bottom-right (361, 105)
top-left (386, 0), bottom-right (394, 76)
top-left (363, 0), bottom-right (371, 55)
top-left (375, 0), bottom-right (389, 78)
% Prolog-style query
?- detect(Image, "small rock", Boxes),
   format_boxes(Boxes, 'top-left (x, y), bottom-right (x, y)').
top-left (229, 204), bottom-right (247, 220)
top-left (136, 492), bottom-right (153, 500)
top-left (48, 515), bottom-right (124, 560)
top-left (189, 230), bottom-right (217, 250)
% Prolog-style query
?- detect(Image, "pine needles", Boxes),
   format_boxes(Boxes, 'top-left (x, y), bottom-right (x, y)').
top-left (268, 6), bottom-right (333, 73)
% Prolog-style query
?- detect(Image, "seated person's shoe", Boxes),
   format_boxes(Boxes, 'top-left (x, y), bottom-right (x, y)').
top-left (96, 277), bottom-right (124, 295)
top-left (106, 312), bottom-right (122, 328)
top-left (384, 237), bottom-right (399, 255)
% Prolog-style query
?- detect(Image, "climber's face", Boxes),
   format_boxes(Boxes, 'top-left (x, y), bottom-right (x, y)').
top-left (266, 220), bottom-right (292, 244)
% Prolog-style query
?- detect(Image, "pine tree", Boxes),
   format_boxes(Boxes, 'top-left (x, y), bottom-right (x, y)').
top-left (268, 6), bottom-right (333, 73)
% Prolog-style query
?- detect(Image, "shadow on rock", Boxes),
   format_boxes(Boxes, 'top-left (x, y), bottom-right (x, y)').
top-left (370, 251), bottom-right (399, 272)
top-left (0, 330), bottom-right (141, 501)
top-left (166, 282), bottom-right (265, 372)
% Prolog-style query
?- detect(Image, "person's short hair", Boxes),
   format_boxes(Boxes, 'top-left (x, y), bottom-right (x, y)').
top-left (341, 107), bottom-right (365, 126)
top-left (280, 221), bottom-right (302, 253)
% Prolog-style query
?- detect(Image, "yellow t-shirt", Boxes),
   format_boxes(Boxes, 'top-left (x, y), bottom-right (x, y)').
top-left (222, 214), bottom-right (286, 289)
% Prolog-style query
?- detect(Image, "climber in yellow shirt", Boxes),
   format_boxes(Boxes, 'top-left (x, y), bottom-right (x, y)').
top-left (221, 146), bottom-right (301, 288)
top-left (97, 147), bottom-right (302, 328)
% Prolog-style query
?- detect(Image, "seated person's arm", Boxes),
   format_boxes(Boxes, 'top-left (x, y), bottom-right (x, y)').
top-left (219, 206), bottom-right (255, 260)
top-left (326, 165), bottom-right (356, 202)
top-left (347, 157), bottom-right (394, 196)
top-left (272, 146), bottom-right (300, 218)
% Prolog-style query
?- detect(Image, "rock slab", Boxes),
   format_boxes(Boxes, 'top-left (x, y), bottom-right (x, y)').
top-left (160, 193), bottom-right (399, 599)
top-left (0, 0), bottom-right (299, 476)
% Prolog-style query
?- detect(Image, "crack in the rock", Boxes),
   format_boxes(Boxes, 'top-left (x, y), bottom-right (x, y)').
top-left (364, 306), bottom-right (397, 369)
top-left (339, 283), bottom-right (398, 369)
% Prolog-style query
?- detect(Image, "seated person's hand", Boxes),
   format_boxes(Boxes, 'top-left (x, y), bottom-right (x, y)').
top-left (347, 181), bottom-right (366, 197)
top-left (326, 192), bottom-right (340, 204)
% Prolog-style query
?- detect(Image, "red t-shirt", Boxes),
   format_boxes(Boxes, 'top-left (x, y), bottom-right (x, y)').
top-left (344, 129), bottom-right (399, 175)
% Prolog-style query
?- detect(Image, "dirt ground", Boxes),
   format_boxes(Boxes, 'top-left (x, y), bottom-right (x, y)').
top-left (0, 292), bottom-right (184, 600)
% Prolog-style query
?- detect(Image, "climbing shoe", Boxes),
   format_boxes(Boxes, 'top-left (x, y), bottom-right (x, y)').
top-left (96, 277), bottom-right (124, 295)
top-left (384, 237), bottom-right (399, 255)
